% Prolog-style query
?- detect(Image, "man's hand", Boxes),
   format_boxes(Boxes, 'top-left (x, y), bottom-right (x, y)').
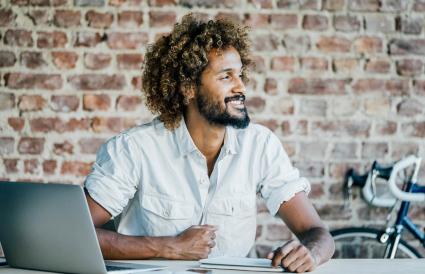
top-left (267, 240), bottom-right (317, 273)
top-left (167, 225), bottom-right (217, 260)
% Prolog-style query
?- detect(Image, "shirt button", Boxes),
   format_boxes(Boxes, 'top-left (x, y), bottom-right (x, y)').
top-left (200, 178), bottom-right (207, 184)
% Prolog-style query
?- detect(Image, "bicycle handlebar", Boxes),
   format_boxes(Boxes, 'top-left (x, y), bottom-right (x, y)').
top-left (388, 155), bottom-right (425, 203)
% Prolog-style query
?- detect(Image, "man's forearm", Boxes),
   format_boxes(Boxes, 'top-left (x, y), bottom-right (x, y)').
top-left (96, 228), bottom-right (177, 259)
top-left (298, 227), bottom-right (335, 265)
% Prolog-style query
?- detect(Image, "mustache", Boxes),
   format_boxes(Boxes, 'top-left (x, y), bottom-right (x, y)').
top-left (224, 94), bottom-right (245, 103)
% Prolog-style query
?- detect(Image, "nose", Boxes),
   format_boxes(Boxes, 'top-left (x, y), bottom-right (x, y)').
top-left (233, 76), bottom-right (246, 95)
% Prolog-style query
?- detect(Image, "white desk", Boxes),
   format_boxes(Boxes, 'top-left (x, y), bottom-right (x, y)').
top-left (1, 259), bottom-right (425, 274)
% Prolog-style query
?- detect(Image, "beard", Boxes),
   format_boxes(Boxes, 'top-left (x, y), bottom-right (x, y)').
top-left (196, 90), bottom-right (250, 129)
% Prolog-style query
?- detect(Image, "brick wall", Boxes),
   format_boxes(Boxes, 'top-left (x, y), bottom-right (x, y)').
top-left (1, 0), bottom-right (424, 257)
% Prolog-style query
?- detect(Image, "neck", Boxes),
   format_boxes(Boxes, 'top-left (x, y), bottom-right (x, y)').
top-left (184, 104), bottom-right (225, 160)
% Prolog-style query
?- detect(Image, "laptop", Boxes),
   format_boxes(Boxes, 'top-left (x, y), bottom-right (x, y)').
top-left (0, 181), bottom-right (167, 274)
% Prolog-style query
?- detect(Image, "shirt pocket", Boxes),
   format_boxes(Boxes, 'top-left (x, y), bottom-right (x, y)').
top-left (206, 195), bottom-right (257, 257)
top-left (140, 194), bottom-right (195, 236)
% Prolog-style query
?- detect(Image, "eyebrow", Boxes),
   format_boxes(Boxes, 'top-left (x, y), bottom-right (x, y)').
top-left (216, 67), bottom-right (243, 74)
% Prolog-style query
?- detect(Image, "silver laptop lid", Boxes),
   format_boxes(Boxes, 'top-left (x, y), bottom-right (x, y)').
top-left (0, 181), bottom-right (108, 274)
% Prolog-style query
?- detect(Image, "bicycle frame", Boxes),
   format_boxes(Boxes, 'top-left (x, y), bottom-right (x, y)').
top-left (384, 181), bottom-right (425, 258)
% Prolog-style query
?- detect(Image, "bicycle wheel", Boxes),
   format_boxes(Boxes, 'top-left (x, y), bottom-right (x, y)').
top-left (331, 227), bottom-right (422, 258)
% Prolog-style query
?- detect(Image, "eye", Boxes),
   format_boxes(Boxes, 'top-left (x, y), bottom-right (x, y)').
top-left (220, 75), bottom-right (230, 80)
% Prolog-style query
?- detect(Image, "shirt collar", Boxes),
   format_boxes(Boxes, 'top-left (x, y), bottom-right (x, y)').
top-left (175, 118), bottom-right (240, 157)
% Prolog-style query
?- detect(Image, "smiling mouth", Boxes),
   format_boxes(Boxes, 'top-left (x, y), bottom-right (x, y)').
top-left (225, 95), bottom-right (245, 104)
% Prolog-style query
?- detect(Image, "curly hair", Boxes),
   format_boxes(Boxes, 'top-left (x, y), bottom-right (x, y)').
top-left (142, 13), bottom-right (252, 130)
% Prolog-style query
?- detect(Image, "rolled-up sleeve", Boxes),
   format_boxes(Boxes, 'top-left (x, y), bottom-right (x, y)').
top-left (84, 133), bottom-right (141, 217)
top-left (259, 132), bottom-right (311, 216)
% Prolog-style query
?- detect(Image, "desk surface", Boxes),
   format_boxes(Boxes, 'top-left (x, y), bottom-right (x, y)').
top-left (1, 259), bottom-right (425, 274)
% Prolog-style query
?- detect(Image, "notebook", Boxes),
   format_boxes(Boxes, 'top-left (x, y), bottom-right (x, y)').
top-left (0, 181), bottom-right (166, 274)
top-left (199, 257), bottom-right (285, 272)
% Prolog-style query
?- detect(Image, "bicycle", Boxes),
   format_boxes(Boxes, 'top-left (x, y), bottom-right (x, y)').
top-left (330, 155), bottom-right (425, 258)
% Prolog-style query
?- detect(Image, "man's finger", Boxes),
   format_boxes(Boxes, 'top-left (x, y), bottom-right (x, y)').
top-left (282, 245), bottom-right (305, 268)
top-left (267, 252), bottom-right (273, 259)
top-left (271, 241), bottom-right (298, 267)
top-left (286, 253), bottom-right (305, 272)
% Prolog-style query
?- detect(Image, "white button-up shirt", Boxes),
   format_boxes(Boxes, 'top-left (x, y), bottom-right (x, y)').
top-left (85, 117), bottom-right (310, 257)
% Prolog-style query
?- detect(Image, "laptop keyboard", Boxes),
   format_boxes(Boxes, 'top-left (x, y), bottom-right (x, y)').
top-left (106, 265), bottom-right (132, 271)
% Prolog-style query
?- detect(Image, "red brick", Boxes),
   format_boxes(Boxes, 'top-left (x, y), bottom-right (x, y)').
top-left (331, 142), bottom-right (358, 159)
top-left (149, 11), bottom-right (176, 27)
top-left (8, 118), bottom-right (25, 131)
top-left (214, 12), bottom-right (241, 23)
top-left (317, 36), bottom-right (351, 53)
top-left (271, 56), bottom-right (296, 72)
top-left (374, 121), bottom-right (397, 136)
top-left (288, 78), bottom-right (347, 95)
top-left (51, 51), bottom-right (78, 69)
top-left (396, 59), bottom-right (423, 76)
top-left (86, 10), bottom-right (113, 28)
top-left (0, 93), bottom-right (15, 110)
top-left (116, 95), bottom-right (142, 111)
top-left (0, 137), bottom-right (14, 155)
top-left (91, 116), bottom-right (137, 133)
top-left (24, 159), bottom-right (38, 174)
top-left (301, 57), bottom-right (328, 71)
top-left (30, 0), bottom-right (50, 5)
top-left (389, 39), bottom-right (425, 55)
top-left (54, 10), bottom-right (80, 27)
top-left (79, 138), bottom-right (105, 154)
top-left (117, 54), bottom-right (144, 70)
top-left (107, 32), bottom-right (148, 49)
top-left (248, 0), bottom-right (272, 8)
top-left (53, 141), bottom-right (73, 155)
top-left (252, 34), bottom-right (280, 51)
top-left (354, 36), bottom-right (382, 54)
top-left (243, 13), bottom-right (269, 28)
top-left (52, 0), bottom-right (69, 4)
top-left (401, 122), bottom-right (425, 138)
top-left (84, 53), bottom-right (111, 70)
top-left (397, 99), bottom-right (423, 117)
top-left (323, 0), bottom-right (345, 10)
top-left (413, 80), bottom-right (425, 96)
top-left (332, 58), bottom-right (358, 73)
top-left (4, 29), bottom-right (33, 47)
top-left (249, 55), bottom-right (266, 73)
top-left (61, 161), bottom-right (92, 177)
top-left (179, 0), bottom-right (240, 8)
top-left (349, 0), bottom-right (380, 11)
top-left (43, 160), bottom-right (57, 174)
top-left (309, 182), bottom-right (325, 199)
top-left (277, 0), bottom-right (319, 9)
top-left (68, 74), bottom-right (125, 90)
top-left (50, 95), bottom-right (80, 112)
top-left (148, 0), bottom-right (176, 5)
top-left (6, 73), bottom-right (63, 90)
top-left (264, 78), bottom-right (277, 95)
top-left (302, 15), bottom-right (328, 31)
top-left (11, 0), bottom-right (28, 5)
top-left (131, 76), bottom-right (142, 90)
top-left (20, 51), bottom-right (46, 69)
top-left (283, 34), bottom-right (311, 53)
top-left (27, 10), bottom-right (49, 25)
top-left (74, 32), bottom-right (103, 47)
top-left (37, 31), bottom-right (67, 48)
top-left (118, 11), bottom-right (144, 28)
top-left (396, 17), bottom-right (423, 35)
top-left (280, 120), bottom-right (308, 136)
top-left (30, 117), bottom-right (90, 133)
top-left (18, 95), bottom-right (46, 111)
top-left (361, 142), bottom-right (388, 159)
top-left (0, 51), bottom-right (16, 67)
top-left (391, 142), bottom-right (419, 159)
top-left (4, 159), bottom-right (18, 173)
top-left (294, 161), bottom-right (325, 178)
top-left (269, 14), bottom-right (298, 30)
top-left (271, 97), bottom-right (294, 115)
top-left (352, 79), bottom-right (409, 96)
top-left (18, 137), bottom-right (45, 155)
top-left (333, 15), bottom-right (361, 32)
top-left (413, 0), bottom-right (425, 11)
top-left (364, 58), bottom-right (390, 73)
top-left (245, 97), bottom-right (265, 113)
top-left (0, 9), bottom-right (15, 26)
top-left (311, 120), bottom-right (371, 137)
top-left (83, 94), bottom-right (111, 111)
top-left (364, 97), bottom-right (391, 117)
top-left (255, 119), bottom-right (279, 132)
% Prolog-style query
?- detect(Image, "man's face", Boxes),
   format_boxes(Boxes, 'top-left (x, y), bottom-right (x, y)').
top-left (195, 46), bottom-right (250, 129)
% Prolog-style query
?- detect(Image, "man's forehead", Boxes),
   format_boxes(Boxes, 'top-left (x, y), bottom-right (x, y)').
top-left (206, 47), bottom-right (243, 72)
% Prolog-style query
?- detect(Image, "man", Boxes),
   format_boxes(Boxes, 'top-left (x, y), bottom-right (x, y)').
top-left (84, 13), bottom-right (334, 273)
